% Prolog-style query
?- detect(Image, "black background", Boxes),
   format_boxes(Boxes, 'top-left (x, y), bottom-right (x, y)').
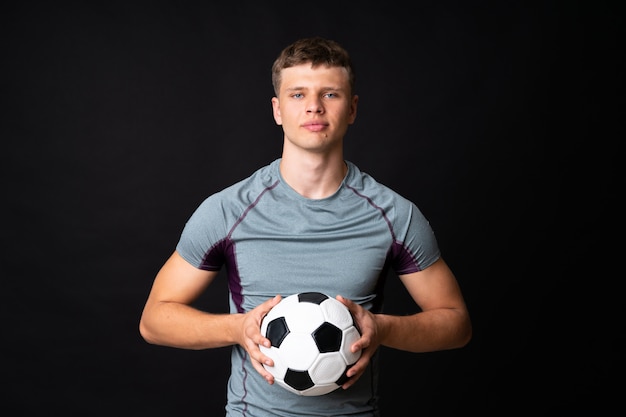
top-left (3, 1), bottom-right (622, 415)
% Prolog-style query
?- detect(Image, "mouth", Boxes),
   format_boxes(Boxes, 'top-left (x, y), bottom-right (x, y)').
top-left (302, 122), bottom-right (327, 132)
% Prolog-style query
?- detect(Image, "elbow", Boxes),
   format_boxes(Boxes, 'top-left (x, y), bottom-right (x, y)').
top-left (456, 314), bottom-right (473, 348)
top-left (138, 317), bottom-right (158, 345)
top-left (459, 326), bottom-right (472, 348)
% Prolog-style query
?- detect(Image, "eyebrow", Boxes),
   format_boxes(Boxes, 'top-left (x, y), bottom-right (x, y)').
top-left (284, 86), bottom-right (343, 92)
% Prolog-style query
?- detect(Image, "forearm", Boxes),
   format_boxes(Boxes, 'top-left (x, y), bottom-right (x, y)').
top-left (377, 308), bottom-right (472, 353)
top-left (139, 301), bottom-right (244, 350)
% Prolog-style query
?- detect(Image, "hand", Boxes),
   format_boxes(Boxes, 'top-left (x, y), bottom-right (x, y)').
top-left (238, 295), bottom-right (283, 385)
top-left (335, 295), bottom-right (381, 390)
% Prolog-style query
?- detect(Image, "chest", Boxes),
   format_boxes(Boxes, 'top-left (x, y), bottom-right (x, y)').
top-left (230, 200), bottom-right (393, 299)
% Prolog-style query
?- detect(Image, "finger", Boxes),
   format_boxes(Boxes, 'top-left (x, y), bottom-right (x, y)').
top-left (253, 295), bottom-right (282, 347)
top-left (255, 295), bottom-right (282, 324)
top-left (335, 294), bottom-right (351, 307)
top-left (346, 348), bottom-right (372, 378)
top-left (342, 364), bottom-right (365, 389)
top-left (250, 356), bottom-right (275, 385)
top-left (265, 294), bottom-right (282, 309)
top-left (246, 326), bottom-right (271, 348)
top-left (246, 338), bottom-right (274, 369)
top-left (336, 295), bottom-right (360, 317)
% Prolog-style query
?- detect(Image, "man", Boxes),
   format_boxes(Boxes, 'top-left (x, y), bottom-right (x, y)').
top-left (139, 36), bottom-right (472, 416)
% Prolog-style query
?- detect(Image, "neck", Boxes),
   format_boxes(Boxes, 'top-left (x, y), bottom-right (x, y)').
top-left (279, 151), bottom-right (347, 199)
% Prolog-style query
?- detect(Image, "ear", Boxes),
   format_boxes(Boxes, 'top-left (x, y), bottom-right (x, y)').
top-left (271, 97), bottom-right (282, 125)
top-left (348, 95), bottom-right (358, 125)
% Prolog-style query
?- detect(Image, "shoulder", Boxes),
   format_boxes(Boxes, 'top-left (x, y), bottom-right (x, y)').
top-left (345, 161), bottom-right (414, 209)
top-left (208, 160), bottom-right (280, 202)
top-left (189, 160), bottom-right (280, 219)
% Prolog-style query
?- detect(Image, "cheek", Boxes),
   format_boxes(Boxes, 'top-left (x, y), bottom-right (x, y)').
top-left (276, 106), bottom-right (299, 125)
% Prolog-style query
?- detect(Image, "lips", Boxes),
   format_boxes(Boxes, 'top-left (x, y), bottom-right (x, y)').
top-left (303, 121), bottom-right (327, 132)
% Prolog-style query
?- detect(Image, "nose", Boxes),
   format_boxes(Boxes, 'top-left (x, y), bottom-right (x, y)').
top-left (306, 97), bottom-right (324, 114)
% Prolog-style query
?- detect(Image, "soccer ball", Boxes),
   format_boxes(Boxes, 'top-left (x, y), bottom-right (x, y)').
top-left (259, 292), bottom-right (362, 396)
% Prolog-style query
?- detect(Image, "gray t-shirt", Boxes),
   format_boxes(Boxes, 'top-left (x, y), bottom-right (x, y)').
top-left (176, 158), bottom-right (440, 416)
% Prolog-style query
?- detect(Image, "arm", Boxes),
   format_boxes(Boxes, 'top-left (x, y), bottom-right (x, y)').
top-left (139, 251), bottom-right (281, 355)
top-left (376, 256), bottom-right (472, 352)
top-left (338, 257), bottom-right (472, 388)
top-left (139, 250), bottom-right (231, 349)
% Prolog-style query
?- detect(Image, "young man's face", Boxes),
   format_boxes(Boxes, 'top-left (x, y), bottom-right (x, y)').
top-left (272, 63), bottom-right (358, 154)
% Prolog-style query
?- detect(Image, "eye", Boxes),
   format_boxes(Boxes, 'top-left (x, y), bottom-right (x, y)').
top-left (324, 92), bottom-right (338, 99)
top-left (292, 93), bottom-right (304, 99)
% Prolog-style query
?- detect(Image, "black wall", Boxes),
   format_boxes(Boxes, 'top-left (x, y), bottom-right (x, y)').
top-left (3, 1), bottom-right (621, 415)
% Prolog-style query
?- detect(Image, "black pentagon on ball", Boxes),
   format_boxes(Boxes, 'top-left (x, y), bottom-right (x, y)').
top-left (313, 321), bottom-right (342, 353)
top-left (265, 316), bottom-right (290, 348)
top-left (284, 369), bottom-right (315, 391)
top-left (297, 291), bottom-right (329, 305)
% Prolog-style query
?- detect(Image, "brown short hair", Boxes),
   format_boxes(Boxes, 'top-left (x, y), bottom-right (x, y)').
top-left (271, 36), bottom-right (355, 96)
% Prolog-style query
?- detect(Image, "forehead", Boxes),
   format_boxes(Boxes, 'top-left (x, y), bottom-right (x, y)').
top-left (279, 64), bottom-right (350, 91)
